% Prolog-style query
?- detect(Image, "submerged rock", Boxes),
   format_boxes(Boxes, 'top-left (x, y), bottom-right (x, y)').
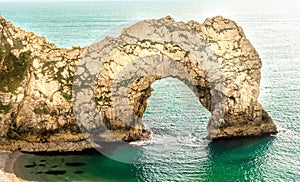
top-left (0, 16), bottom-right (277, 152)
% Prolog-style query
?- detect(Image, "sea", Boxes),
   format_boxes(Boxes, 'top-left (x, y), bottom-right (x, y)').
top-left (0, 0), bottom-right (300, 181)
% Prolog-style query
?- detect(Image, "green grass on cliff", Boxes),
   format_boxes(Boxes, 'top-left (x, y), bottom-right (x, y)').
top-left (0, 100), bottom-right (12, 114)
top-left (33, 106), bottom-right (50, 115)
top-left (0, 42), bottom-right (31, 93)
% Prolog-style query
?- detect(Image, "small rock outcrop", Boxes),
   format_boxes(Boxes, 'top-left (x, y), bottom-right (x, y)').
top-left (0, 16), bottom-right (277, 151)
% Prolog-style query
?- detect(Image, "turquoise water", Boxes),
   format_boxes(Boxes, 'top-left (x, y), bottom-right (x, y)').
top-left (1, 1), bottom-right (300, 181)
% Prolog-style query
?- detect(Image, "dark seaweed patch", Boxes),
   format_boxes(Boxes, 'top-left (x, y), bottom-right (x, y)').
top-left (24, 164), bottom-right (36, 168)
top-left (65, 162), bottom-right (86, 167)
top-left (38, 164), bottom-right (46, 167)
top-left (51, 165), bottom-right (58, 168)
top-left (74, 171), bottom-right (84, 174)
top-left (36, 171), bottom-right (43, 174)
top-left (40, 159), bottom-right (46, 162)
top-left (45, 170), bottom-right (66, 175)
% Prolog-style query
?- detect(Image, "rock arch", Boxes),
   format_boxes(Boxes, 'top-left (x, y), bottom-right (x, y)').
top-left (73, 16), bottom-right (277, 141)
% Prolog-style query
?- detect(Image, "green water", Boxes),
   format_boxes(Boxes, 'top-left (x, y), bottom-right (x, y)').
top-left (13, 136), bottom-right (275, 181)
top-left (1, 0), bottom-right (300, 181)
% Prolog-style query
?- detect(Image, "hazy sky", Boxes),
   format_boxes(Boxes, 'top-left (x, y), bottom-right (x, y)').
top-left (0, 0), bottom-right (298, 5)
top-left (0, 0), bottom-right (299, 11)
top-left (0, 0), bottom-right (177, 1)
top-left (0, 0), bottom-right (294, 1)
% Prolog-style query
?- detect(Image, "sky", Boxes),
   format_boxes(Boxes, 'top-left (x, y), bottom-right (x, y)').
top-left (0, 0), bottom-right (293, 1)
top-left (1, 0), bottom-right (181, 1)
top-left (0, 0), bottom-right (299, 13)
top-left (0, 0), bottom-right (298, 6)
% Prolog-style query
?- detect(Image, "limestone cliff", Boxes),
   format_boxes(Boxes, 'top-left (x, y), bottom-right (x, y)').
top-left (0, 16), bottom-right (277, 152)
top-left (0, 16), bottom-right (92, 151)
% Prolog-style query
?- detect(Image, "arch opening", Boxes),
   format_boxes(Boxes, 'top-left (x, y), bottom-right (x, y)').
top-left (99, 52), bottom-right (221, 141)
top-left (142, 77), bottom-right (211, 139)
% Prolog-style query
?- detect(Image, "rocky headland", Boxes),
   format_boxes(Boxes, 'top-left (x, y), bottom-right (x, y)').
top-left (0, 16), bottom-right (277, 153)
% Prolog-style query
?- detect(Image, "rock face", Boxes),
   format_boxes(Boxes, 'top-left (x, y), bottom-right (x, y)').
top-left (0, 16), bottom-right (92, 151)
top-left (0, 16), bottom-right (277, 151)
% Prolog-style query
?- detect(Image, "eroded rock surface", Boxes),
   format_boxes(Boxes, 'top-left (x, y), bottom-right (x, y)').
top-left (0, 16), bottom-right (277, 152)
top-left (0, 16), bottom-right (92, 152)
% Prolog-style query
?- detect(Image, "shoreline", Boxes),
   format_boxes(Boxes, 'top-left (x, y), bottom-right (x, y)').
top-left (0, 151), bottom-right (27, 182)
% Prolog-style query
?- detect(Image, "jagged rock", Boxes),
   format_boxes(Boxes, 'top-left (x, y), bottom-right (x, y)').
top-left (0, 16), bottom-right (277, 152)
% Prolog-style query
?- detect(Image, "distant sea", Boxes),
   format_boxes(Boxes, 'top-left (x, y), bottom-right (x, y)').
top-left (1, 1), bottom-right (300, 181)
